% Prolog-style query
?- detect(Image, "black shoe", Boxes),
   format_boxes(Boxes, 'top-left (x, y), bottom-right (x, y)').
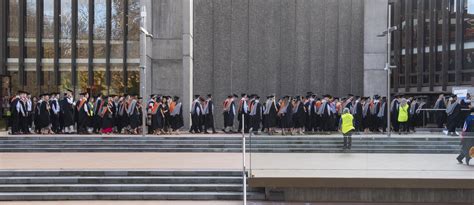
top-left (457, 158), bottom-right (463, 164)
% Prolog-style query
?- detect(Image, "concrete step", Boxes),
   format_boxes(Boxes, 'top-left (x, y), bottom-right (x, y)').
top-left (0, 176), bottom-right (243, 185)
top-left (0, 136), bottom-right (461, 153)
top-left (0, 170), bottom-right (263, 201)
top-left (0, 191), bottom-right (266, 200)
top-left (0, 170), bottom-right (243, 177)
top-left (0, 184), bottom-right (256, 192)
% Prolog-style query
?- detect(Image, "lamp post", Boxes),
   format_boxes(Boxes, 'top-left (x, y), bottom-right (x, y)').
top-left (140, 6), bottom-right (153, 137)
top-left (377, 3), bottom-right (397, 137)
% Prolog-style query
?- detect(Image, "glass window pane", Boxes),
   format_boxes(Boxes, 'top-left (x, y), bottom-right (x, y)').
top-left (463, 0), bottom-right (474, 70)
top-left (94, 0), bottom-right (106, 59)
top-left (110, 69), bottom-right (125, 95)
top-left (78, 0), bottom-right (89, 59)
top-left (127, 70), bottom-right (140, 95)
top-left (43, 0), bottom-right (55, 59)
top-left (127, 0), bottom-right (140, 59)
top-left (111, 0), bottom-right (124, 59)
top-left (26, 0), bottom-right (37, 58)
top-left (61, 0), bottom-right (72, 59)
top-left (8, 0), bottom-right (20, 59)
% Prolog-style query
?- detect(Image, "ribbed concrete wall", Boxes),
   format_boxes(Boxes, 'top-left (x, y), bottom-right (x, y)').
top-left (193, 0), bottom-right (365, 128)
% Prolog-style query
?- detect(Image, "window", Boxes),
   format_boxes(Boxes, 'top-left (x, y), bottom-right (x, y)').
top-left (60, 0), bottom-right (72, 59)
top-left (94, 0), bottom-right (107, 59)
top-left (77, 0), bottom-right (89, 59)
top-left (43, 0), bottom-right (54, 59)
top-left (111, 0), bottom-right (124, 60)
top-left (127, 0), bottom-right (140, 59)
top-left (463, 0), bottom-right (474, 70)
top-left (8, 0), bottom-right (20, 58)
top-left (26, 0), bottom-right (37, 58)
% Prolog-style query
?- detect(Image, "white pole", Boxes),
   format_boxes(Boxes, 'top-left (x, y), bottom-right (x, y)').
top-left (242, 113), bottom-right (247, 205)
top-left (141, 7), bottom-right (147, 137)
top-left (387, 4), bottom-right (392, 138)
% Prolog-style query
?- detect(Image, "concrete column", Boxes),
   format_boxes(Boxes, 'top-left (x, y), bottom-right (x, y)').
top-left (363, 0), bottom-right (387, 96)
top-left (183, 0), bottom-right (193, 128)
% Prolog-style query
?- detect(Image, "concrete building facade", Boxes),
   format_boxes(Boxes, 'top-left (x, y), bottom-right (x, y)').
top-left (141, 0), bottom-right (388, 127)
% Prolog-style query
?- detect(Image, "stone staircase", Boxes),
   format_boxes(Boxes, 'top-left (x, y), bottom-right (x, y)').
top-left (0, 136), bottom-right (460, 153)
top-left (0, 170), bottom-right (264, 201)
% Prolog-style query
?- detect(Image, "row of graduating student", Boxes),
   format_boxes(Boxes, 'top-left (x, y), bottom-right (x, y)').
top-left (10, 90), bottom-right (449, 135)
top-left (9, 90), bottom-right (185, 135)
top-left (189, 93), bottom-right (429, 135)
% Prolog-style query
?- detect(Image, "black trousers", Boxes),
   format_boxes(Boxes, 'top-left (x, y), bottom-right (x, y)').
top-left (343, 130), bottom-right (353, 148)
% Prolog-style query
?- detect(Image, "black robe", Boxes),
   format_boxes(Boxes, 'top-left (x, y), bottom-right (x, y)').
top-left (447, 103), bottom-right (461, 133)
top-left (292, 102), bottom-right (306, 128)
top-left (170, 103), bottom-right (184, 130)
top-left (61, 98), bottom-right (75, 127)
top-left (10, 98), bottom-right (20, 134)
top-left (39, 101), bottom-right (50, 129)
top-left (101, 104), bottom-right (114, 130)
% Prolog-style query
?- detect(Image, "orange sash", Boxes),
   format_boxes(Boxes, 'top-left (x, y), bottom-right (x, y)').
top-left (77, 99), bottom-right (86, 111)
top-left (169, 102), bottom-right (176, 113)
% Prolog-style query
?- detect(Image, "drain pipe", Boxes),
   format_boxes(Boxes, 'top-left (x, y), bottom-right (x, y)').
top-left (242, 114), bottom-right (247, 205)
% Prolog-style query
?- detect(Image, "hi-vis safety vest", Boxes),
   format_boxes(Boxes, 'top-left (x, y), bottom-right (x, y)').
top-left (341, 113), bottom-right (355, 134)
top-left (398, 104), bottom-right (409, 122)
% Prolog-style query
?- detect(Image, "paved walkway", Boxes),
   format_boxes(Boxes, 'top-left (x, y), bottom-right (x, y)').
top-left (0, 153), bottom-right (472, 180)
top-left (1, 201), bottom-right (434, 205)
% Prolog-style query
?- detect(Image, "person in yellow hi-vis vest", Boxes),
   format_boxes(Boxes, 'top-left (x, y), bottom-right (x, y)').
top-left (340, 108), bottom-right (355, 150)
top-left (398, 98), bottom-right (409, 135)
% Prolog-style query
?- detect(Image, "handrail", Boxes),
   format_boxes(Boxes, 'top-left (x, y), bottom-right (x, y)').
top-left (242, 114), bottom-right (247, 205)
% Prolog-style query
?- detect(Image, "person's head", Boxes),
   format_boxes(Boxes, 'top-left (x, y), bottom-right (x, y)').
top-left (207, 94), bottom-right (212, 100)
top-left (44, 94), bottom-right (50, 101)
top-left (400, 98), bottom-right (407, 106)
top-left (343, 108), bottom-right (350, 114)
top-left (439, 94), bottom-right (444, 99)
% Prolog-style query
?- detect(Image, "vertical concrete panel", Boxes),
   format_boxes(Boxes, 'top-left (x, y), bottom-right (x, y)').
top-left (213, 0), bottom-right (232, 120)
top-left (249, 0), bottom-right (280, 96)
top-left (363, 0), bottom-right (387, 96)
top-left (230, 0), bottom-right (249, 95)
top-left (193, 0), bottom-right (213, 95)
top-left (337, 0), bottom-right (352, 96)
top-left (310, 0), bottom-right (325, 95)
top-left (279, 0), bottom-right (296, 95)
top-left (152, 0), bottom-right (183, 38)
top-left (324, 0), bottom-right (339, 95)
top-left (351, 0), bottom-right (364, 96)
top-left (152, 60), bottom-right (183, 96)
top-left (295, 0), bottom-right (311, 95)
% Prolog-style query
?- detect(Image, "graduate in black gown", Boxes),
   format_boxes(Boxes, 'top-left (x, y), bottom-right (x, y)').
top-left (278, 96), bottom-right (293, 135)
top-left (190, 95), bottom-right (203, 133)
top-left (9, 91), bottom-right (21, 134)
top-left (127, 95), bottom-right (140, 134)
top-left (292, 96), bottom-right (306, 135)
top-left (100, 96), bottom-right (114, 134)
top-left (61, 89), bottom-right (75, 134)
top-left (223, 95), bottom-right (237, 133)
top-left (249, 95), bottom-right (262, 134)
top-left (76, 92), bottom-right (90, 134)
top-left (203, 94), bottom-right (216, 134)
top-left (170, 96), bottom-right (184, 134)
top-left (446, 95), bottom-right (462, 136)
top-left (434, 94), bottom-right (447, 128)
top-left (39, 94), bottom-right (51, 134)
top-left (263, 95), bottom-right (278, 135)
top-left (49, 93), bottom-right (61, 134)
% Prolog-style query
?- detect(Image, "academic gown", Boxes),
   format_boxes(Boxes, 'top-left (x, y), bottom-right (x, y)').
top-left (264, 101), bottom-right (278, 129)
top-left (204, 101), bottom-right (215, 129)
top-left (224, 102), bottom-right (235, 127)
top-left (10, 98), bottom-right (20, 134)
top-left (39, 101), bottom-right (50, 129)
top-left (61, 98), bottom-right (74, 127)
top-left (171, 103), bottom-right (184, 130)
top-left (101, 105), bottom-right (114, 133)
top-left (292, 102), bottom-right (306, 129)
top-left (249, 102), bottom-right (262, 131)
top-left (447, 103), bottom-right (461, 133)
